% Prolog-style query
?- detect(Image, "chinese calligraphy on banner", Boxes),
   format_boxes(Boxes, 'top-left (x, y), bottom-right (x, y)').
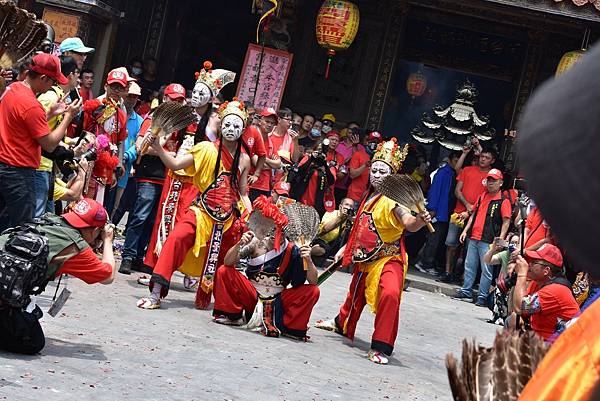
top-left (42, 8), bottom-right (80, 43)
top-left (236, 44), bottom-right (293, 110)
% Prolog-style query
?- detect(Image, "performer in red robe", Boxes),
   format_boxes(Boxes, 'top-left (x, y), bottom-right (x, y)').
top-left (213, 196), bottom-right (319, 340)
top-left (136, 100), bottom-right (251, 310)
top-left (315, 139), bottom-right (432, 364)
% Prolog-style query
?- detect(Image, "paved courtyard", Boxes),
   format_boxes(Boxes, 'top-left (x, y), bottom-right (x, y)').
top-left (0, 271), bottom-right (497, 401)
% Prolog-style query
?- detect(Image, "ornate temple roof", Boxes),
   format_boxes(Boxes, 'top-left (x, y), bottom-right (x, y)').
top-left (412, 82), bottom-right (495, 151)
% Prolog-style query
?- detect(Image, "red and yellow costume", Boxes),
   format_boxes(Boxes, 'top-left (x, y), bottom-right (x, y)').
top-left (149, 139), bottom-right (244, 301)
top-left (329, 140), bottom-right (409, 355)
top-left (213, 197), bottom-right (319, 338)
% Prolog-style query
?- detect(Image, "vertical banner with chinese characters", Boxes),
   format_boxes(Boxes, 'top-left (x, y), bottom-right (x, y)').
top-left (236, 44), bottom-right (293, 110)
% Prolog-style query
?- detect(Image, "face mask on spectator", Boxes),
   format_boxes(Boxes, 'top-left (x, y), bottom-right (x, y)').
top-left (322, 125), bottom-right (332, 134)
top-left (310, 128), bottom-right (321, 138)
top-left (131, 67), bottom-right (142, 76)
top-left (366, 142), bottom-right (378, 155)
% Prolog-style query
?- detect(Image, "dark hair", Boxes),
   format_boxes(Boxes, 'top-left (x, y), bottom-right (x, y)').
top-left (449, 151), bottom-right (462, 160)
top-left (292, 113), bottom-right (301, 120)
top-left (347, 121), bottom-right (360, 128)
top-left (481, 147), bottom-right (498, 160)
top-left (302, 113), bottom-right (315, 121)
top-left (80, 68), bottom-right (94, 76)
top-left (213, 139), bottom-right (243, 193)
top-left (17, 56), bottom-right (32, 74)
top-left (277, 108), bottom-right (292, 119)
top-left (143, 56), bottom-right (157, 64)
top-left (129, 57), bottom-right (143, 67)
top-left (60, 56), bottom-right (78, 77)
top-left (194, 104), bottom-right (213, 144)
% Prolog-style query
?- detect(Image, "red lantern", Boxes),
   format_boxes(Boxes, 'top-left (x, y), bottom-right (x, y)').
top-left (315, 1), bottom-right (360, 79)
top-left (407, 72), bottom-right (427, 98)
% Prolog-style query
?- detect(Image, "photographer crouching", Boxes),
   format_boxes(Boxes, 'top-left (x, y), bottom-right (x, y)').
top-left (288, 131), bottom-right (345, 217)
top-left (0, 198), bottom-right (115, 355)
top-left (311, 198), bottom-right (355, 267)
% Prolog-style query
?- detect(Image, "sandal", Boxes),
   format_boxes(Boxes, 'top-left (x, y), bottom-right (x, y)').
top-left (136, 297), bottom-right (160, 310)
top-left (314, 318), bottom-right (341, 334)
top-left (367, 349), bottom-right (389, 365)
top-left (137, 275), bottom-right (150, 286)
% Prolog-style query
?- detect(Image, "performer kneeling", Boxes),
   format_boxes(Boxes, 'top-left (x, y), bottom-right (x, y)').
top-left (315, 139), bottom-right (432, 365)
top-left (213, 196), bottom-right (319, 340)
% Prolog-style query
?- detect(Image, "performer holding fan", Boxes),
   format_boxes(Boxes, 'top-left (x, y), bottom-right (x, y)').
top-left (314, 138), bottom-right (432, 365)
top-left (136, 99), bottom-right (251, 310)
top-left (212, 195), bottom-right (320, 341)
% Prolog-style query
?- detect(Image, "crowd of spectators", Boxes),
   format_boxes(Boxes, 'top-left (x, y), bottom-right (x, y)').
top-left (0, 35), bottom-right (593, 347)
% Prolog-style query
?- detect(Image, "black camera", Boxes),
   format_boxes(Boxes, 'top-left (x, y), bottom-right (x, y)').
top-left (65, 147), bottom-right (97, 170)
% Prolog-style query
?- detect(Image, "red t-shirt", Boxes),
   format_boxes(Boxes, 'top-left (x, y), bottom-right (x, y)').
top-left (270, 130), bottom-right (295, 183)
top-left (300, 151), bottom-right (343, 212)
top-left (525, 281), bottom-right (580, 340)
top-left (250, 133), bottom-right (277, 192)
top-left (470, 191), bottom-right (512, 241)
top-left (0, 82), bottom-right (49, 168)
top-left (454, 166), bottom-right (489, 213)
top-left (243, 126), bottom-right (267, 159)
top-left (346, 149), bottom-right (371, 202)
top-left (83, 98), bottom-right (128, 143)
top-left (525, 207), bottom-right (549, 248)
top-left (56, 248), bottom-right (113, 284)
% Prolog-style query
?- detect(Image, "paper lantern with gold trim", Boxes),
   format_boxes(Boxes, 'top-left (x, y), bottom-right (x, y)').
top-left (315, 0), bottom-right (360, 79)
top-left (407, 72), bottom-right (427, 98)
top-left (556, 50), bottom-right (585, 76)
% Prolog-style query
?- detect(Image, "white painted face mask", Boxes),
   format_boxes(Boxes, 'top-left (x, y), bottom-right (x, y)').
top-left (190, 82), bottom-right (212, 108)
top-left (221, 114), bottom-right (244, 142)
top-left (369, 160), bottom-right (392, 189)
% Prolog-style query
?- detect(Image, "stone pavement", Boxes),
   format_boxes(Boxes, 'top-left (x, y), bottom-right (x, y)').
top-left (0, 271), bottom-right (497, 401)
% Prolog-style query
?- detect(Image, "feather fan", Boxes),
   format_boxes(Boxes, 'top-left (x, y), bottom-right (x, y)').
top-left (138, 101), bottom-right (196, 158)
top-left (376, 174), bottom-right (435, 233)
top-left (0, 1), bottom-right (47, 69)
top-left (282, 202), bottom-right (320, 270)
top-left (446, 331), bottom-right (548, 401)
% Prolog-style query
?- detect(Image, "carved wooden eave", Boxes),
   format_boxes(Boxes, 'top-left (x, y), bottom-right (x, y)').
top-left (36, 0), bottom-right (122, 20)
top-left (486, 0), bottom-right (600, 22)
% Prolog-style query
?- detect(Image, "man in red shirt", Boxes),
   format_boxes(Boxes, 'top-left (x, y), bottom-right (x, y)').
top-left (249, 108), bottom-right (281, 201)
top-left (455, 168), bottom-right (511, 306)
top-left (242, 123), bottom-right (267, 197)
top-left (0, 198), bottom-right (115, 354)
top-left (0, 53), bottom-right (81, 231)
top-left (118, 83), bottom-right (187, 274)
top-left (270, 108), bottom-right (299, 182)
top-left (513, 244), bottom-right (579, 340)
top-left (444, 148), bottom-right (496, 280)
top-left (289, 131), bottom-right (344, 216)
top-left (347, 131), bottom-right (382, 206)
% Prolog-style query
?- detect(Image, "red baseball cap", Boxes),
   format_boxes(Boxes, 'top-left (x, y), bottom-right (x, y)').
top-left (486, 168), bottom-right (503, 180)
top-left (106, 68), bottom-right (128, 87)
top-left (260, 107), bottom-right (278, 121)
top-left (31, 53), bottom-right (68, 85)
top-left (273, 181), bottom-right (290, 196)
top-left (525, 244), bottom-right (563, 267)
top-left (62, 198), bottom-right (108, 229)
top-left (164, 83), bottom-right (186, 100)
top-left (367, 131), bottom-right (383, 143)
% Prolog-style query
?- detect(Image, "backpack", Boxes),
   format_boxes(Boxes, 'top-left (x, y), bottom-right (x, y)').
top-left (0, 223), bottom-right (50, 308)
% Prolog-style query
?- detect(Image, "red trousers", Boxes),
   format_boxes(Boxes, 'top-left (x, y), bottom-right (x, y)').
top-left (150, 209), bottom-right (239, 299)
top-left (336, 259), bottom-right (404, 355)
top-left (213, 265), bottom-right (320, 336)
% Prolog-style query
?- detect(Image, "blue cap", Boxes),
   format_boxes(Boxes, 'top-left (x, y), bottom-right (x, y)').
top-left (59, 37), bottom-right (95, 54)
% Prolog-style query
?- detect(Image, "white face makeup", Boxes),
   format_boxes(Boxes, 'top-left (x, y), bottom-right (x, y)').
top-left (221, 114), bottom-right (244, 142)
top-left (190, 82), bottom-right (212, 108)
top-left (370, 161), bottom-right (392, 189)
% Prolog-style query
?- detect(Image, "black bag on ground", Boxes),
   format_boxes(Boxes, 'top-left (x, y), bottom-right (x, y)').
top-left (0, 224), bottom-right (50, 308)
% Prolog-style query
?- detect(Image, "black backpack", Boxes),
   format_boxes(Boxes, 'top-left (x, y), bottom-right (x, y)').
top-left (0, 223), bottom-right (51, 308)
